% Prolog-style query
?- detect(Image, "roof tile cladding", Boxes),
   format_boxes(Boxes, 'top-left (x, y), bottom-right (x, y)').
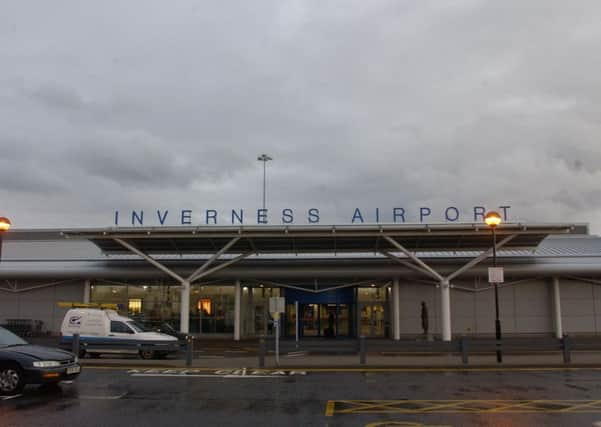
top-left (2, 235), bottom-right (601, 261)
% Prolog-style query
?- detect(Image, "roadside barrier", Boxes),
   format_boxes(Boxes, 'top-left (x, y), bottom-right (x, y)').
top-left (260, 335), bottom-right (601, 366)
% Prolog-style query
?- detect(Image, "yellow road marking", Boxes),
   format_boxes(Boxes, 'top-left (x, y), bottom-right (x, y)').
top-left (364, 422), bottom-right (451, 427)
top-left (325, 400), bottom-right (335, 416)
top-left (325, 399), bottom-right (601, 416)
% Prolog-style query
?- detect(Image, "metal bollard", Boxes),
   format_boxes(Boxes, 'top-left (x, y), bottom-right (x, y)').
top-left (186, 336), bottom-right (193, 367)
top-left (562, 335), bottom-right (571, 364)
top-left (259, 335), bottom-right (266, 368)
top-left (460, 336), bottom-right (469, 365)
top-left (72, 333), bottom-right (80, 357)
top-left (359, 335), bottom-right (366, 365)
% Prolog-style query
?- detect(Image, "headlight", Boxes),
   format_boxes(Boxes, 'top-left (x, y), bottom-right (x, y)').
top-left (74, 356), bottom-right (79, 363)
top-left (33, 361), bottom-right (61, 368)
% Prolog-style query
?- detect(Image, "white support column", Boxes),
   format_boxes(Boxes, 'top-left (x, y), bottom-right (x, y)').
top-left (248, 286), bottom-right (255, 336)
top-left (180, 280), bottom-right (190, 334)
top-left (392, 278), bottom-right (401, 341)
top-left (234, 280), bottom-right (242, 341)
top-left (440, 279), bottom-right (452, 341)
top-left (83, 279), bottom-right (91, 303)
top-left (552, 277), bottom-right (563, 339)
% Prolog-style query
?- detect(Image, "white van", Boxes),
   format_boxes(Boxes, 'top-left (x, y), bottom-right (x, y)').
top-left (60, 309), bottom-right (179, 359)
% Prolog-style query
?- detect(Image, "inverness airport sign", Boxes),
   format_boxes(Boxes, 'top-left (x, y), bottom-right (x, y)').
top-left (113, 205), bottom-right (511, 226)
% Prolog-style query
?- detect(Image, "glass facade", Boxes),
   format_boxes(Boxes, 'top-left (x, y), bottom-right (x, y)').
top-left (357, 286), bottom-right (389, 337)
top-left (90, 283), bottom-right (181, 330)
top-left (89, 283), bottom-right (388, 338)
top-left (251, 287), bottom-right (280, 336)
top-left (190, 285), bottom-right (235, 334)
top-left (90, 282), bottom-right (280, 337)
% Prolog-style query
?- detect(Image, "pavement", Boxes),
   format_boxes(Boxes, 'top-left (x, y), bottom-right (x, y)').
top-left (78, 351), bottom-right (601, 370)
top-left (27, 335), bottom-right (601, 370)
top-left (5, 366), bottom-right (601, 426)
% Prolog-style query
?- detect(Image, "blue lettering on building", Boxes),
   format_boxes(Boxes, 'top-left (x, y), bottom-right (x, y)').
top-left (113, 205), bottom-right (512, 226)
top-left (393, 207), bottom-right (405, 223)
top-left (282, 208), bottom-right (294, 224)
top-left (206, 209), bottom-right (218, 225)
top-left (231, 209), bottom-right (244, 224)
top-left (445, 206), bottom-right (459, 222)
top-left (257, 209), bottom-right (268, 224)
top-left (132, 210), bottom-right (144, 226)
top-left (181, 210), bottom-right (192, 225)
top-left (473, 206), bottom-right (486, 222)
top-left (351, 208), bottom-right (364, 224)
top-left (157, 210), bottom-right (169, 225)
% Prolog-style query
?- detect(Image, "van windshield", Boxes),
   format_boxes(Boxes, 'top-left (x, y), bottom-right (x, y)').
top-left (126, 321), bottom-right (149, 333)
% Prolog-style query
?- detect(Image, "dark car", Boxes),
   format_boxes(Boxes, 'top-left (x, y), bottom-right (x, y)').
top-left (155, 322), bottom-right (188, 342)
top-left (0, 326), bottom-right (81, 395)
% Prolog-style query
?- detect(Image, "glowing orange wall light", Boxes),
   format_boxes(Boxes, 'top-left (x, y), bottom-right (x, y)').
top-left (484, 211), bottom-right (502, 228)
top-left (0, 217), bottom-right (11, 232)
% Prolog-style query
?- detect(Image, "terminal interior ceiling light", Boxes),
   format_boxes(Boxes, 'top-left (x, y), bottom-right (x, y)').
top-left (484, 211), bottom-right (502, 227)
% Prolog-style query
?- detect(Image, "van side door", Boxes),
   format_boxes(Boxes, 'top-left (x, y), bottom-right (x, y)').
top-left (108, 321), bottom-right (137, 354)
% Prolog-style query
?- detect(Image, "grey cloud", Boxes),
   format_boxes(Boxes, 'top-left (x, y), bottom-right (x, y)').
top-left (1, 0), bottom-right (601, 231)
top-left (28, 84), bottom-right (85, 111)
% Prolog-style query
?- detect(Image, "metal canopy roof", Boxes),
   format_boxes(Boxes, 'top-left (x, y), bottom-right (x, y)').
top-left (35, 223), bottom-right (581, 255)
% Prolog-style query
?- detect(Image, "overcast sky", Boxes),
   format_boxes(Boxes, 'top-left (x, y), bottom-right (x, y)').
top-left (1, 1), bottom-right (600, 232)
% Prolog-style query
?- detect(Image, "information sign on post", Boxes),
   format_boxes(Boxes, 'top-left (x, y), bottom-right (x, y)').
top-left (269, 297), bottom-right (285, 314)
top-left (488, 267), bottom-right (504, 284)
top-left (269, 297), bottom-right (285, 366)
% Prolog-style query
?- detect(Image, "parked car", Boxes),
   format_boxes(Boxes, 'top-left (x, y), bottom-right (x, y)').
top-left (0, 326), bottom-right (80, 395)
top-left (59, 308), bottom-right (179, 359)
top-left (153, 322), bottom-right (188, 342)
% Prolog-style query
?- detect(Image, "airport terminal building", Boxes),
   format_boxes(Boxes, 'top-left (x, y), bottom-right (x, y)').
top-left (2, 223), bottom-right (601, 342)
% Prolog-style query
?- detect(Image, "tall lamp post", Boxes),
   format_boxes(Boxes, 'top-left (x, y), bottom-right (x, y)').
top-left (0, 217), bottom-right (11, 263)
top-left (257, 154), bottom-right (272, 210)
top-left (485, 211), bottom-right (503, 363)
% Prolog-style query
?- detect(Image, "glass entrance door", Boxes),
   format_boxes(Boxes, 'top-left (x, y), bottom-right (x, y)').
top-left (284, 287), bottom-right (356, 338)
top-left (297, 303), bottom-right (352, 337)
top-left (302, 304), bottom-right (319, 337)
top-left (359, 303), bottom-right (386, 337)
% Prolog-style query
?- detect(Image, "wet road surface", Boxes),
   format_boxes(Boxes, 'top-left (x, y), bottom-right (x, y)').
top-left (2, 368), bottom-right (601, 426)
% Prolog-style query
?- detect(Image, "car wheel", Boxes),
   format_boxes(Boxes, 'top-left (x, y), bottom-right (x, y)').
top-left (139, 349), bottom-right (155, 360)
top-left (0, 365), bottom-right (25, 395)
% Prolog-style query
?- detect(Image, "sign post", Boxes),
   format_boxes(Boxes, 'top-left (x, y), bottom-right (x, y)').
top-left (269, 297), bottom-right (285, 366)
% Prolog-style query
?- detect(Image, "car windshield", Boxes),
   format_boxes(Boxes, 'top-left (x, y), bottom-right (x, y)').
top-left (160, 322), bottom-right (176, 333)
top-left (0, 327), bottom-right (28, 347)
top-left (126, 321), bottom-right (149, 333)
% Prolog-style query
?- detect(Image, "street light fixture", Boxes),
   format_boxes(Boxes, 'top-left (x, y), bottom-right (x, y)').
top-left (257, 154), bottom-right (273, 210)
top-left (0, 216), bottom-right (11, 263)
top-left (484, 211), bottom-right (502, 363)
